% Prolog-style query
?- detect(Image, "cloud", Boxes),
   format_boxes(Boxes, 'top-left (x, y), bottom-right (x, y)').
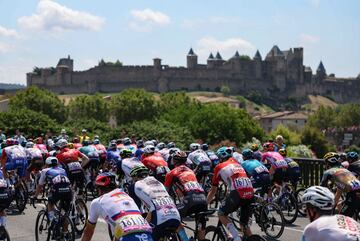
top-left (0, 42), bottom-right (12, 53)
top-left (129, 8), bottom-right (170, 32)
top-left (18, 0), bottom-right (105, 32)
top-left (196, 37), bottom-right (256, 60)
top-left (0, 26), bottom-right (19, 38)
top-left (300, 33), bottom-right (320, 45)
top-left (182, 17), bottom-right (241, 29)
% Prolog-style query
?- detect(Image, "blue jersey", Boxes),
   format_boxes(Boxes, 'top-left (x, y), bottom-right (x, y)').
top-left (107, 149), bottom-right (121, 165)
top-left (242, 159), bottom-right (269, 177)
top-left (39, 166), bottom-right (68, 186)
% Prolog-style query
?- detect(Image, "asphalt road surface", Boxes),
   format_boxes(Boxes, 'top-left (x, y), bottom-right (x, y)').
top-left (6, 201), bottom-right (308, 241)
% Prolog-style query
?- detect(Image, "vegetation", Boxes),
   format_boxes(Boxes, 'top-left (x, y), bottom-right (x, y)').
top-left (68, 94), bottom-right (109, 122)
top-left (220, 85), bottom-right (230, 96)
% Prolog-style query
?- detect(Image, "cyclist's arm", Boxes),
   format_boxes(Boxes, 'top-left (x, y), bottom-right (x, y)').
top-left (207, 186), bottom-right (217, 204)
top-left (81, 223), bottom-right (95, 241)
top-left (207, 165), bottom-right (220, 203)
top-left (80, 152), bottom-right (90, 168)
top-left (81, 200), bottom-right (100, 241)
top-left (164, 171), bottom-right (173, 192)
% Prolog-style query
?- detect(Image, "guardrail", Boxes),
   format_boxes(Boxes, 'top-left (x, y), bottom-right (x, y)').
top-left (292, 158), bottom-right (325, 187)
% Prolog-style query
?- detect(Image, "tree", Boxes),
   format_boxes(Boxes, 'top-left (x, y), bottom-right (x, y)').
top-left (336, 104), bottom-right (360, 127)
top-left (158, 92), bottom-right (196, 113)
top-left (9, 86), bottom-right (67, 123)
top-left (110, 89), bottom-right (158, 124)
top-left (301, 126), bottom-right (332, 158)
top-left (67, 94), bottom-right (109, 122)
top-left (0, 108), bottom-right (59, 137)
top-left (64, 118), bottom-right (112, 141)
top-left (220, 85), bottom-right (230, 96)
top-left (269, 124), bottom-right (301, 146)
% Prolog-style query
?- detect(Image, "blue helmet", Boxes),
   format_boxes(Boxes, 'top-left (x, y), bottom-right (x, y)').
top-left (242, 148), bottom-right (253, 160)
top-left (216, 147), bottom-right (233, 159)
top-left (347, 151), bottom-right (359, 161)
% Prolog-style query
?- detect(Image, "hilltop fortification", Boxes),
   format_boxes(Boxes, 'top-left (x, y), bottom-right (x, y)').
top-left (27, 46), bottom-right (360, 104)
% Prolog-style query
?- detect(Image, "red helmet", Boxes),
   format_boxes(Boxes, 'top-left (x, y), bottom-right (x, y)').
top-left (263, 142), bottom-right (274, 151)
top-left (95, 172), bottom-right (117, 188)
top-left (6, 138), bottom-right (15, 147)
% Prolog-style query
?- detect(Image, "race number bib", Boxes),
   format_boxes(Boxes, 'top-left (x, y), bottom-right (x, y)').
top-left (233, 177), bottom-right (252, 189)
top-left (184, 181), bottom-right (203, 192)
top-left (152, 197), bottom-right (175, 210)
top-left (350, 179), bottom-right (360, 191)
top-left (52, 175), bottom-right (70, 185)
top-left (255, 166), bottom-right (267, 174)
top-left (274, 160), bottom-right (288, 169)
top-left (115, 215), bottom-right (150, 237)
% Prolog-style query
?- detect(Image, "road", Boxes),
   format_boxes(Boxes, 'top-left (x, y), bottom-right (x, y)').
top-left (6, 201), bottom-right (308, 241)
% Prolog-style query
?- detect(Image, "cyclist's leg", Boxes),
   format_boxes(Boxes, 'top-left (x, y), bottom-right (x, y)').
top-left (239, 197), bottom-right (255, 237)
top-left (340, 191), bottom-right (358, 217)
top-left (218, 190), bottom-right (241, 241)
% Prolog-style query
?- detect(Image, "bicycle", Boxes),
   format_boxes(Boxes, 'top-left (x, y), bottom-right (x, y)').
top-left (7, 171), bottom-right (28, 213)
top-left (67, 191), bottom-right (88, 234)
top-left (183, 210), bottom-right (216, 241)
top-left (272, 182), bottom-right (298, 224)
top-left (33, 198), bottom-right (76, 241)
top-left (0, 224), bottom-right (10, 241)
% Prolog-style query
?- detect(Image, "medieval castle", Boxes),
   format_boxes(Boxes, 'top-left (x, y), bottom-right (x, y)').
top-left (27, 46), bottom-right (360, 104)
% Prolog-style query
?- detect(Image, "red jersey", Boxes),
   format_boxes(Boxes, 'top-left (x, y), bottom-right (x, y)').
top-left (164, 165), bottom-right (204, 196)
top-left (73, 143), bottom-right (82, 149)
top-left (141, 154), bottom-right (168, 171)
top-left (212, 158), bottom-right (254, 199)
top-left (56, 148), bottom-right (83, 164)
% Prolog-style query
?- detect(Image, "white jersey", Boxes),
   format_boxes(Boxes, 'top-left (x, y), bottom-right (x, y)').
top-left (158, 148), bottom-right (170, 161)
top-left (233, 152), bottom-right (244, 164)
top-left (26, 148), bottom-right (43, 160)
top-left (302, 215), bottom-right (360, 241)
top-left (88, 189), bottom-right (151, 237)
top-left (133, 176), bottom-right (180, 225)
top-left (188, 150), bottom-right (211, 166)
top-left (121, 157), bottom-right (145, 180)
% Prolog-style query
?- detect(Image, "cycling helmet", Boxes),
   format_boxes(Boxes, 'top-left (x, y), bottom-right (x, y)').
top-left (82, 140), bottom-right (90, 146)
top-left (189, 143), bottom-right (201, 152)
top-left (251, 143), bottom-right (259, 151)
top-left (123, 137), bottom-right (131, 146)
top-left (156, 142), bottom-right (166, 150)
top-left (56, 139), bottom-right (68, 149)
top-left (216, 147), bottom-right (233, 159)
top-left (201, 143), bottom-right (209, 151)
top-left (263, 142), bottom-right (274, 151)
top-left (167, 142), bottom-right (175, 149)
top-left (242, 148), bottom-right (253, 160)
top-left (301, 186), bottom-right (334, 211)
top-left (109, 141), bottom-right (117, 149)
top-left (144, 145), bottom-right (155, 155)
top-left (339, 152), bottom-right (347, 160)
top-left (68, 143), bottom-right (74, 149)
top-left (21, 141), bottom-right (27, 147)
top-left (45, 156), bottom-right (58, 166)
top-left (151, 139), bottom-right (158, 146)
top-left (172, 151), bottom-right (188, 166)
top-left (144, 140), bottom-right (154, 147)
top-left (73, 137), bottom-right (79, 143)
top-left (278, 148), bottom-right (287, 157)
top-left (26, 142), bottom-right (34, 148)
top-left (5, 138), bottom-right (15, 146)
top-left (95, 172), bottom-right (117, 188)
top-left (130, 165), bottom-right (149, 178)
top-left (116, 139), bottom-right (122, 145)
top-left (347, 151), bottom-right (359, 161)
top-left (169, 147), bottom-right (180, 155)
top-left (93, 139), bottom-right (100, 145)
top-left (136, 140), bottom-right (144, 148)
top-left (120, 149), bottom-right (133, 159)
top-left (323, 152), bottom-right (339, 164)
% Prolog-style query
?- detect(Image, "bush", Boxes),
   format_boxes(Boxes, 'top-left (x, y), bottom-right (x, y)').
top-left (220, 85), bottom-right (230, 96)
top-left (269, 124), bottom-right (301, 146)
top-left (64, 118), bottom-right (113, 142)
top-left (67, 94), bottom-right (109, 122)
top-left (242, 137), bottom-right (263, 151)
top-left (0, 108), bottom-right (59, 137)
top-left (345, 145), bottom-right (360, 153)
top-left (9, 86), bottom-right (67, 123)
top-left (287, 145), bottom-right (313, 158)
top-left (301, 127), bottom-right (331, 158)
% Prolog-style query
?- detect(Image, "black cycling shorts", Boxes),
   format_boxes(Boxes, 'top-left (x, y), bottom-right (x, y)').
top-left (49, 184), bottom-right (72, 212)
top-left (150, 216), bottom-right (180, 241)
top-left (177, 192), bottom-right (207, 218)
top-left (0, 188), bottom-right (12, 212)
top-left (272, 168), bottom-right (287, 185)
top-left (219, 190), bottom-right (254, 226)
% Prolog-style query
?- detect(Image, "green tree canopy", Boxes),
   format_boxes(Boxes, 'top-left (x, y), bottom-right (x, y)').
top-left (301, 126), bottom-right (332, 158)
top-left (307, 105), bottom-right (336, 129)
top-left (9, 86), bottom-right (67, 123)
top-left (110, 89), bottom-right (158, 124)
top-left (269, 124), bottom-right (301, 146)
top-left (67, 94), bottom-right (109, 122)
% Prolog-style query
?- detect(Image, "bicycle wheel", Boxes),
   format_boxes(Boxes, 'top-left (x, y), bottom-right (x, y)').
top-left (35, 210), bottom-right (51, 241)
top-left (15, 182), bottom-right (28, 213)
top-left (205, 225), bottom-right (226, 241)
top-left (0, 226), bottom-right (10, 241)
top-left (295, 188), bottom-right (306, 216)
top-left (259, 202), bottom-right (285, 239)
top-left (73, 199), bottom-right (88, 234)
top-left (58, 215), bottom-right (75, 241)
top-left (279, 192), bottom-right (298, 224)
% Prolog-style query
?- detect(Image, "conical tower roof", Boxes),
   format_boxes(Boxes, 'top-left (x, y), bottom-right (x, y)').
top-left (208, 53), bottom-right (215, 60)
top-left (231, 51), bottom-right (240, 59)
top-left (317, 61), bottom-right (326, 73)
top-left (254, 50), bottom-right (262, 60)
top-left (266, 45), bottom-right (283, 59)
top-left (188, 48), bottom-right (196, 56)
top-left (215, 52), bottom-right (223, 60)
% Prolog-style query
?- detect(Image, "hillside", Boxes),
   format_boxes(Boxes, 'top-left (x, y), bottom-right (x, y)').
top-left (302, 95), bottom-right (338, 111)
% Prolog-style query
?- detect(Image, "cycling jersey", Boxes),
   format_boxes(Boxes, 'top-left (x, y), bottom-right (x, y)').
top-left (164, 165), bottom-right (204, 196)
top-left (187, 150), bottom-right (211, 179)
top-left (232, 152), bottom-right (244, 165)
top-left (2, 145), bottom-right (28, 177)
top-left (320, 167), bottom-right (360, 193)
top-left (121, 157), bottom-right (145, 180)
top-left (0, 177), bottom-right (11, 212)
top-left (56, 148), bottom-right (83, 164)
top-left (205, 150), bottom-right (219, 167)
top-left (35, 143), bottom-right (49, 157)
top-left (284, 157), bottom-right (301, 184)
top-left (38, 166), bottom-right (68, 186)
top-left (302, 215), bottom-right (360, 241)
top-left (88, 189), bottom-right (152, 239)
top-left (261, 151), bottom-right (288, 171)
top-left (141, 154), bottom-right (168, 172)
top-left (212, 158), bottom-right (254, 199)
top-left (348, 160), bottom-right (360, 178)
top-left (79, 145), bottom-right (98, 157)
top-left (129, 176), bottom-right (180, 225)
top-left (26, 147), bottom-right (43, 161)
top-left (241, 159), bottom-right (269, 177)
top-left (107, 149), bottom-right (121, 166)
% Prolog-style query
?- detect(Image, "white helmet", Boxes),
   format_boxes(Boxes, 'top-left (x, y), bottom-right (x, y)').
top-left (26, 141), bottom-right (34, 148)
top-left (45, 156), bottom-right (59, 166)
top-left (56, 139), bottom-right (68, 149)
top-left (189, 143), bottom-right (201, 152)
top-left (143, 145), bottom-right (155, 154)
top-left (156, 142), bottom-right (166, 150)
top-left (301, 186), bottom-right (335, 210)
top-left (144, 140), bottom-right (154, 147)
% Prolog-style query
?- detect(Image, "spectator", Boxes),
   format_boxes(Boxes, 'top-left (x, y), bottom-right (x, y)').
top-left (274, 135), bottom-right (286, 152)
top-left (14, 129), bottom-right (26, 145)
top-left (58, 129), bottom-right (69, 140)
top-left (79, 129), bottom-right (90, 144)
top-left (0, 129), bottom-right (6, 142)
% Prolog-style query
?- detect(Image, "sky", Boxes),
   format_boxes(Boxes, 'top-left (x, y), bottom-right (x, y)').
top-left (0, 0), bottom-right (359, 85)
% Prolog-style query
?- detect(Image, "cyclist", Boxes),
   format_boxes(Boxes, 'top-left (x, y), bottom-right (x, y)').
top-left (134, 140), bottom-right (145, 159)
top-left (320, 152), bottom-right (360, 218)
top-left (128, 166), bottom-right (185, 241)
top-left (25, 141), bottom-right (44, 193)
top-left (34, 137), bottom-right (49, 160)
top-left (164, 150), bottom-right (207, 241)
top-left (302, 186), bottom-right (360, 241)
top-left (0, 169), bottom-right (12, 230)
top-left (81, 172), bottom-right (152, 241)
top-left (1, 138), bottom-right (27, 180)
top-left (187, 146), bottom-right (212, 183)
top-left (279, 148), bottom-right (301, 189)
top-left (106, 141), bottom-right (120, 170)
top-left (79, 129), bottom-right (90, 144)
top-left (155, 142), bottom-right (166, 151)
top-left (207, 147), bottom-right (254, 241)
top-left (93, 138), bottom-right (107, 168)
top-left (56, 139), bottom-right (89, 194)
top-left (241, 148), bottom-right (270, 196)
top-left (120, 137), bottom-right (137, 154)
top-left (73, 137), bottom-right (82, 149)
top-left (79, 140), bottom-right (100, 178)
top-left (232, 147), bottom-right (244, 165)
top-left (251, 143), bottom-right (262, 161)
top-left (119, 149), bottom-right (145, 182)
top-left (201, 144), bottom-right (219, 169)
top-left (347, 151), bottom-right (360, 178)
top-left (140, 145), bottom-right (169, 183)
top-left (33, 157), bottom-right (72, 223)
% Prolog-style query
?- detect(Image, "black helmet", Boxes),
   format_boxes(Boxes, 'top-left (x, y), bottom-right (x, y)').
top-left (172, 151), bottom-right (187, 166)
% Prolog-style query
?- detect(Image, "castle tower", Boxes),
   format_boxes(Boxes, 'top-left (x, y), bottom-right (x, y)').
top-left (253, 50), bottom-right (262, 79)
top-left (316, 61), bottom-right (327, 81)
top-left (232, 51), bottom-right (240, 59)
top-left (187, 48), bottom-right (198, 69)
top-left (153, 58), bottom-right (162, 70)
top-left (207, 53), bottom-right (215, 69)
top-left (57, 55), bottom-right (73, 71)
top-left (214, 52), bottom-right (225, 67)
top-left (293, 47), bottom-right (304, 83)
